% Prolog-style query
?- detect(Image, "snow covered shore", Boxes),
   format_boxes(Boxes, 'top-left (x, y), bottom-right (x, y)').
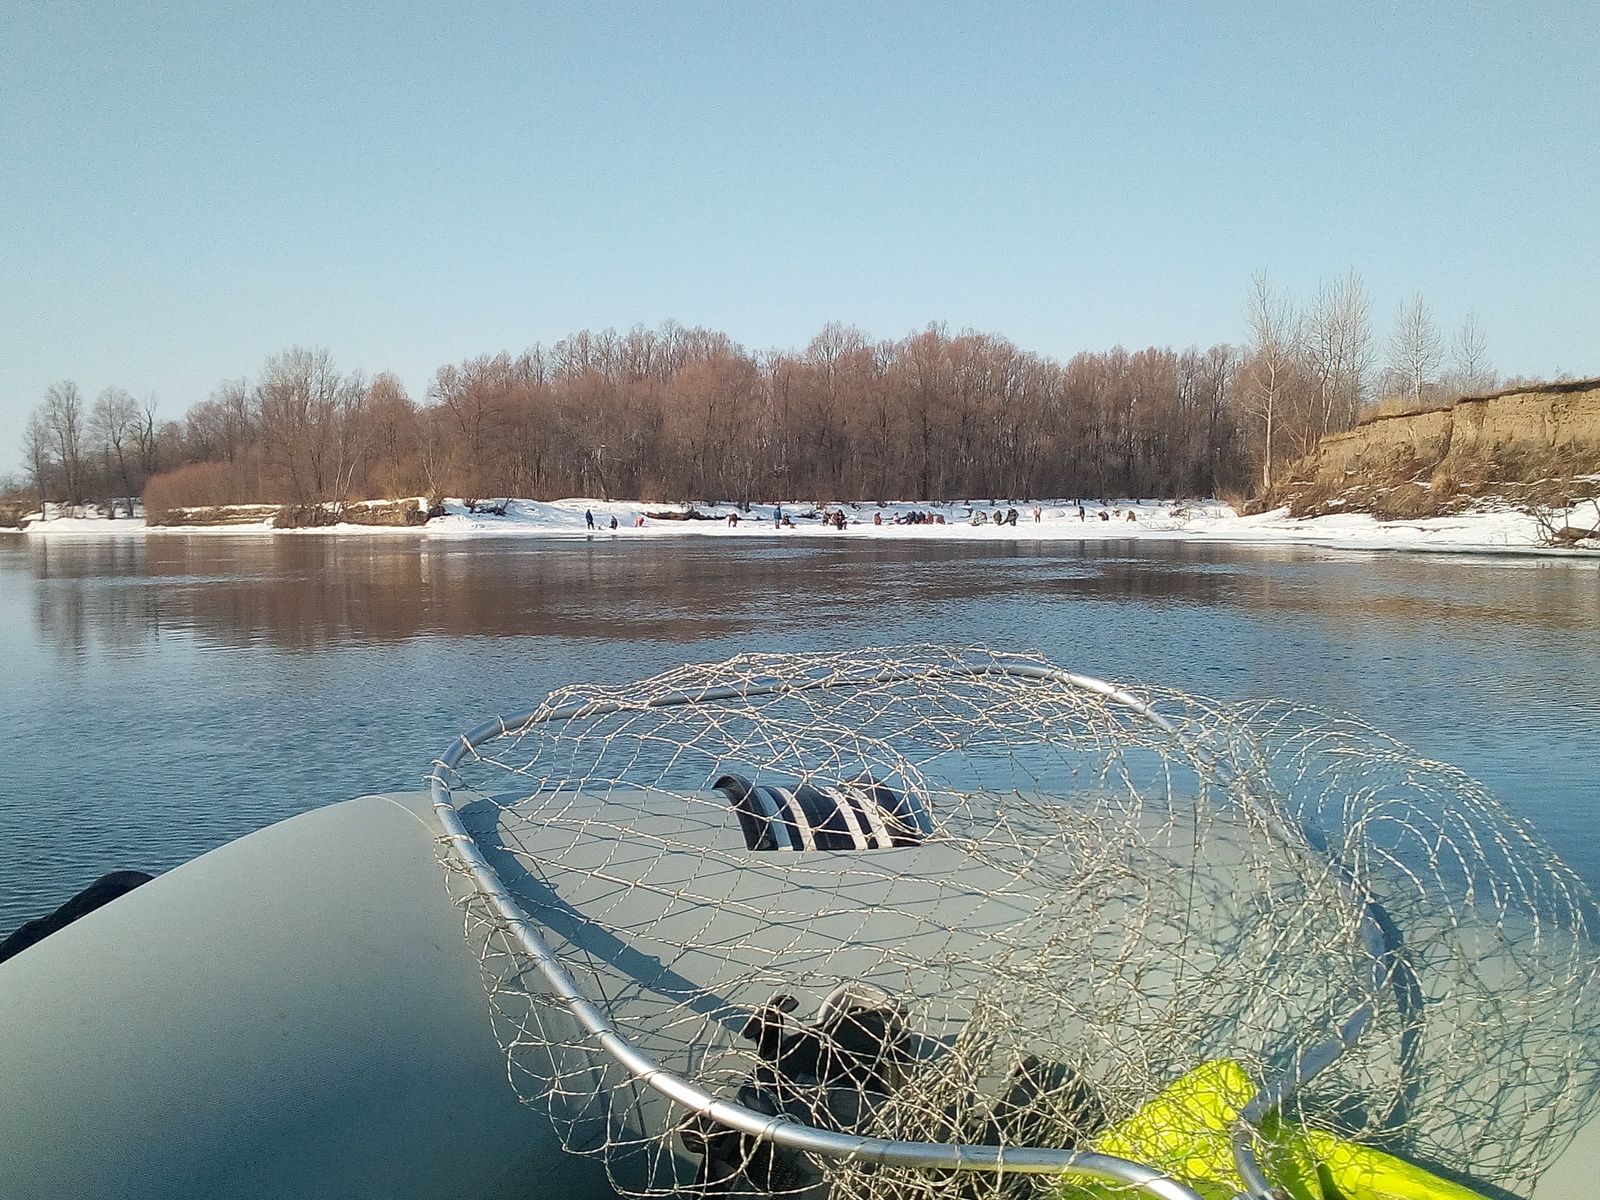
top-left (11, 497), bottom-right (1600, 557)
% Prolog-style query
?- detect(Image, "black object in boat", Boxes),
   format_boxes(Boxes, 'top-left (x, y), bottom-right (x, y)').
top-left (680, 982), bottom-right (1105, 1199)
top-left (713, 774), bottom-right (932, 852)
top-left (680, 982), bottom-right (912, 1197)
top-left (0, 871), bottom-right (154, 965)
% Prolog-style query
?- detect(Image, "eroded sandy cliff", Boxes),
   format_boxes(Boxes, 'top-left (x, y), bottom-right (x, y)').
top-left (1268, 378), bottom-right (1600, 524)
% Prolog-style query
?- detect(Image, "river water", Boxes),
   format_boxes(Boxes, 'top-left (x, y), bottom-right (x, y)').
top-left (2, 532), bottom-right (1598, 931)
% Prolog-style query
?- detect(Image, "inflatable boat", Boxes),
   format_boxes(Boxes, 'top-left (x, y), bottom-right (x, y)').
top-left (0, 791), bottom-right (617, 1200)
top-left (3, 648), bottom-right (1598, 1200)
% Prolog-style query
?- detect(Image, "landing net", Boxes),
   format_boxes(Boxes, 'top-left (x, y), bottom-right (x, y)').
top-left (431, 646), bottom-right (1600, 1198)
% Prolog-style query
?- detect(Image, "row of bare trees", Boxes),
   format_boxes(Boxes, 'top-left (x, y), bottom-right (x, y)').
top-left (17, 286), bottom-right (1501, 511)
top-left (179, 348), bottom-right (374, 505)
top-left (1239, 272), bottom-right (1499, 490)
top-left (21, 382), bottom-right (171, 511)
top-left (125, 325), bottom-right (1248, 509)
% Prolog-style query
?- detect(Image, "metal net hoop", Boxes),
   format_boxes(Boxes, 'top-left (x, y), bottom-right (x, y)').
top-left (430, 646), bottom-right (1600, 1199)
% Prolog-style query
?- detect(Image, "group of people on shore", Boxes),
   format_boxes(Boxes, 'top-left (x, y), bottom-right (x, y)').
top-left (578, 499), bottom-right (1143, 534)
top-left (1071, 503), bottom-right (1136, 523)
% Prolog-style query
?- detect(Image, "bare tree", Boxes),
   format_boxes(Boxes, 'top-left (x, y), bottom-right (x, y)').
top-left (41, 382), bottom-right (87, 506)
top-left (1305, 270), bottom-right (1374, 437)
top-left (364, 372), bottom-right (421, 498)
top-left (1386, 294), bottom-right (1444, 409)
top-left (132, 398), bottom-right (165, 484)
top-left (1242, 272), bottom-right (1301, 492)
top-left (90, 386), bottom-right (141, 507)
top-left (255, 348), bottom-right (368, 506)
top-left (1448, 311), bottom-right (1496, 395)
top-left (22, 413), bottom-right (53, 515)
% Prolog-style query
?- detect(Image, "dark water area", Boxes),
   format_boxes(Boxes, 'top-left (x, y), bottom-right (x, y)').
top-left (3, 531), bottom-right (1599, 931)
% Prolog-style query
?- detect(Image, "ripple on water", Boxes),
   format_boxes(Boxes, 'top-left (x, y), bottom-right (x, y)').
top-left (2, 534), bottom-right (1598, 929)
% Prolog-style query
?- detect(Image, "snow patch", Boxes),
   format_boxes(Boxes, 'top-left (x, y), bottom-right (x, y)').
top-left (12, 496), bottom-right (1600, 557)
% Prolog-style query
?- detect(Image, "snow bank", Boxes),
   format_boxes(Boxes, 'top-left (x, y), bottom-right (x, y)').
top-left (11, 497), bottom-right (1599, 557)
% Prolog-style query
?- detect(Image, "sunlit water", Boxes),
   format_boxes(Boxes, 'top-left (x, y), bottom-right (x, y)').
top-left (2, 531), bottom-right (1598, 932)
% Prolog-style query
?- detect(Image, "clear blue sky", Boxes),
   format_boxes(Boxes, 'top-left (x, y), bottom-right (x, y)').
top-left (2, 1), bottom-right (1596, 463)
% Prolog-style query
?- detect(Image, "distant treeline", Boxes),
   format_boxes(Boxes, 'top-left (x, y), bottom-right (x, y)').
top-left (17, 276), bottom-right (1514, 512)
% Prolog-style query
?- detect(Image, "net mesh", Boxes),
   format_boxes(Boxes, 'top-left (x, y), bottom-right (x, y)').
top-left (434, 646), bottom-right (1600, 1198)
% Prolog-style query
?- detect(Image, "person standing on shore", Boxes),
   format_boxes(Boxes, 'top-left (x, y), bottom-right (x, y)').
top-left (585, 509), bottom-right (595, 530)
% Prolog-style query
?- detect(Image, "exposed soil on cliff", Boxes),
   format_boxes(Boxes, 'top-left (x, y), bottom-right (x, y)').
top-left (1255, 380), bottom-right (1600, 545)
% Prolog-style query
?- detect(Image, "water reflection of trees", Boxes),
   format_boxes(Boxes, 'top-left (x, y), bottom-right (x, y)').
top-left (23, 538), bottom-right (748, 653)
top-left (20, 536), bottom-right (1600, 660)
top-left (24, 538), bottom-right (166, 659)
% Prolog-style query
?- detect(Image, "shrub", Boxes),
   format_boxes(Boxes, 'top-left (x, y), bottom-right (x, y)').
top-left (143, 461), bottom-right (254, 524)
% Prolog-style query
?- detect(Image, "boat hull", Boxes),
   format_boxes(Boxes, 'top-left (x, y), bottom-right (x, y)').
top-left (0, 792), bottom-right (616, 1200)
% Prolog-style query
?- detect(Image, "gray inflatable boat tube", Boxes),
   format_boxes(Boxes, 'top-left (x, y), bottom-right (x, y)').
top-left (0, 792), bottom-right (616, 1200)
top-left (4, 789), bottom-right (1599, 1200)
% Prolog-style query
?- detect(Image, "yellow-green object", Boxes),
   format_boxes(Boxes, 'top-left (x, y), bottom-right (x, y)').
top-left (1303, 1128), bottom-right (1491, 1200)
top-left (1056, 1059), bottom-right (1489, 1200)
top-left (1092, 1059), bottom-right (1257, 1197)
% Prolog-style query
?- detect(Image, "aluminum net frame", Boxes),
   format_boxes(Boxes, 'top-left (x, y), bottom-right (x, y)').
top-left (430, 646), bottom-right (1600, 1199)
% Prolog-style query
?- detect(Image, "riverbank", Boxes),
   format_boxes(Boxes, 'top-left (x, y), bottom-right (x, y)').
top-left (11, 496), bottom-right (1600, 556)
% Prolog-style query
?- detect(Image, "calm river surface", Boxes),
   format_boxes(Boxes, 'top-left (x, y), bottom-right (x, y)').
top-left (2, 532), bottom-right (1598, 931)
